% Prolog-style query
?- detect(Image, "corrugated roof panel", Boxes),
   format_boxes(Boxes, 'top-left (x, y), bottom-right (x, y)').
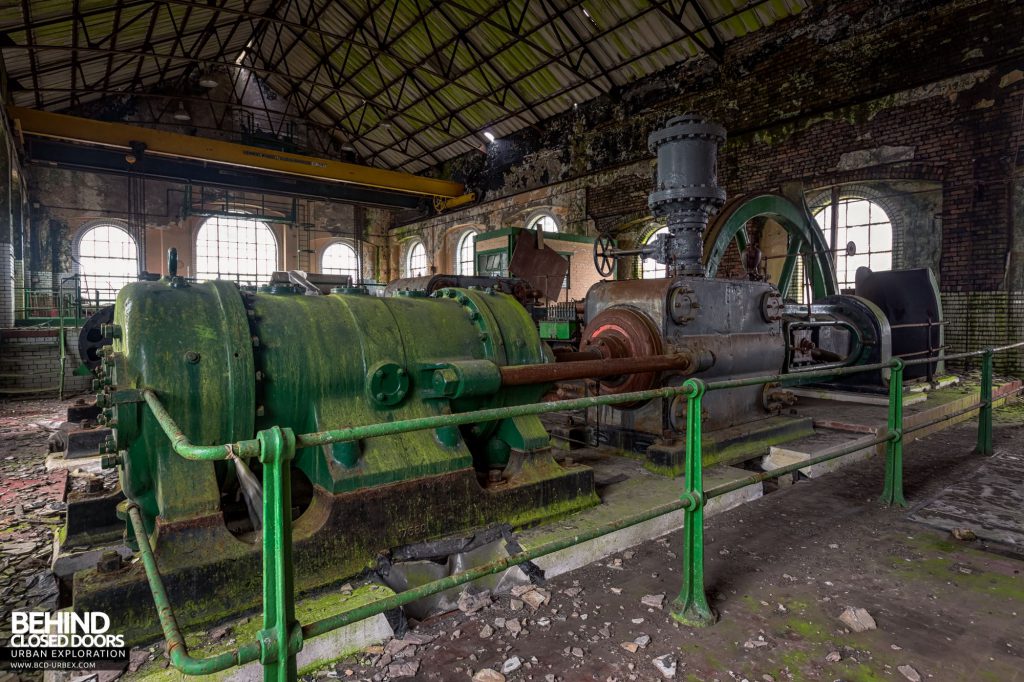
top-left (8, 0), bottom-right (808, 169)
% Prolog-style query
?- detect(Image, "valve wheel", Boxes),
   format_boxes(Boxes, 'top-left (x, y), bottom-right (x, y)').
top-left (593, 234), bottom-right (616, 277)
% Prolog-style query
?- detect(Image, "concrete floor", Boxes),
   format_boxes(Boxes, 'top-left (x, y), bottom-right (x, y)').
top-left (304, 400), bottom-right (1024, 682)
top-left (2, 396), bottom-right (1023, 681)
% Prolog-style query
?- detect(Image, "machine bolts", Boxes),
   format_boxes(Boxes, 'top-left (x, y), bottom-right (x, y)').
top-left (432, 368), bottom-right (460, 397)
top-left (467, 311), bottom-right (479, 321)
top-left (100, 323), bottom-right (122, 339)
top-left (375, 392), bottom-right (386, 401)
top-left (396, 368), bottom-right (407, 377)
top-left (96, 550), bottom-right (123, 574)
top-left (252, 336), bottom-right (261, 348)
top-left (255, 371), bottom-right (264, 381)
top-left (184, 350), bottom-right (201, 364)
top-left (100, 453), bottom-right (123, 470)
top-left (256, 405), bottom-right (265, 417)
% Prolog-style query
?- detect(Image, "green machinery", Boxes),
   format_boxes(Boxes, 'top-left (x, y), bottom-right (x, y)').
top-left (78, 252), bottom-right (600, 640)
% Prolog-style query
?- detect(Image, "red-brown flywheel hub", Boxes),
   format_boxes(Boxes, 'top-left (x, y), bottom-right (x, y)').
top-left (580, 307), bottom-right (663, 401)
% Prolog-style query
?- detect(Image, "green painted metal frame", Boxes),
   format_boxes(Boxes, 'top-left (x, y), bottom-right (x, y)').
top-left (704, 194), bottom-right (838, 300)
top-left (124, 342), bottom-right (1024, 680)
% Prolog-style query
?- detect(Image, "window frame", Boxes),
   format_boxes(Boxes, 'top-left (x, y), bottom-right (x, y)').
top-left (194, 215), bottom-right (279, 286)
top-left (638, 225), bottom-right (669, 279)
top-left (74, 220), bottom-right (140, 304)
top-left (813, 197), bottom-right (893, 291)
top-left (525, 212), bottom-right (559, 233)
top-left (405, 239), bottom-right (428, 278)
top-left (320, 240), bottom-right (360, 282)
top-left (455, 229), bottom-right (478, 276)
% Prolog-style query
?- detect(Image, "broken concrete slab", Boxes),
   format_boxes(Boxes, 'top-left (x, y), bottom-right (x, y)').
top-left (518, 462), bottom-right (762, 579)
top-left (763, 431), bottom-right (880, 478)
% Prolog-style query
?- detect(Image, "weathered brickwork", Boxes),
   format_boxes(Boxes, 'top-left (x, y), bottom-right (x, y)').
top-left (0, 328), bottom-right (91, 394)
top-left (399, 0), bottom-right (1024, 362)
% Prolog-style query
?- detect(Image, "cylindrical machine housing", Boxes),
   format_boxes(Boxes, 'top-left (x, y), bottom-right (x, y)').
top-left (647, 113), bottom-right (727, 276)
top-left (104, 280), bottom-right (554, 530)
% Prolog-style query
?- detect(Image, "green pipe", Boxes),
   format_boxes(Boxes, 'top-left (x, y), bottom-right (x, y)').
top-left (881, 360), bottom-right (906, 506)
top-left (671, 378), bottom-right (715, 626)
top-left (142, 389), bottom-right (260, 460)
top-left (127, 505), bottom-right (263, 675)
top-left (302, 496), bottom-right (692, 639)
top-left (704, 431), bottom-right (896, 499)
top-left (704, 359), bottom-right (894, 392)
top-left (144, 343), bottom-right (1024, 463)
top-left (906, 403), bottom-right (988, 436)
top-left (293, 383), bottom-right (704, 449)
top-left (902, 341), bottom-right (1024, 368)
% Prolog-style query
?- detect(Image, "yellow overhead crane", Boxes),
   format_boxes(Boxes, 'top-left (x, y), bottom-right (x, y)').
top-left (7, 106), bottom-right (475, 211)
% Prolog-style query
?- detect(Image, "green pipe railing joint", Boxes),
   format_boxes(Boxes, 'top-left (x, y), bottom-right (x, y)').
top-left (880, 358), bottom-right (907, 507)
top-left (256, 426), bottom-right (302, 682)
top-left (670, 377), bottom-right (717, 628)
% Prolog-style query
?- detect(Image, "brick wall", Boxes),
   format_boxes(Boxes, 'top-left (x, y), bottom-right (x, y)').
top-left (0, 328), bottom-right (92, 396)
top-left (396, 0), bottom-right (1024, 368)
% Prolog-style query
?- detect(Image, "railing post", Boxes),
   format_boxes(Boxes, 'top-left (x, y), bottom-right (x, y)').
top-left (880, 359), bottom-right (906, 507)
top-left (976, 349), bottom-right (994, 455)
top-left (257, 426), bottom-right (301, 682)
top-left (670, 378), bottom-right (716, 627)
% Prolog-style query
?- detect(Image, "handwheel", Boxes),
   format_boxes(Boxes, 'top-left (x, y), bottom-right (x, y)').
top-left (593, 234), bottom-right (616, 277)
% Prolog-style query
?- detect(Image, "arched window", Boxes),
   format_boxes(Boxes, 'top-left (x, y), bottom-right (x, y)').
top-left (526, 213), bottom-right (558, 233)
top-left (321, 242), bottom-right (359, 282)
top-left (76, 223), bottom-right (139, 303)
top-left (813, 198), bottom-right (892, 291)
top-left (640, 226), bottom-right (668, 279)
top-left (405, 240), bottom-right (427, 277)
top-left (455, 230), bottom-right (477, 276)
top-left (195, 215), bottom-right (278, 286)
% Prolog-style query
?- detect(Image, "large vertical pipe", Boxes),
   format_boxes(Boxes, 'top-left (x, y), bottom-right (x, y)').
top-left (647, 113), bottom-right (726, 277)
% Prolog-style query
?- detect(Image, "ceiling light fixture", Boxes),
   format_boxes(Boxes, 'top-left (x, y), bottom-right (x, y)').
top-left (198, 71), bottom-right (219, 88)
top-left (173, 101), bottom-right (191, 122)
top-left (483, 131), bottom-right (495, 143)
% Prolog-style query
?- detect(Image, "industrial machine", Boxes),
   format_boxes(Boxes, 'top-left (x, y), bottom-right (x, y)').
top-left (585, 113), bottom-right (942, 473)
top-left (65, 113), bottom-right (944, 642)
top-left (73, 253), bottom-right (614, 639)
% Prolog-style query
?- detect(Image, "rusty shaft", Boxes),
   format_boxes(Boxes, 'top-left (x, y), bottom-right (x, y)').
top-left (499, 352), bottom-right (702, 386)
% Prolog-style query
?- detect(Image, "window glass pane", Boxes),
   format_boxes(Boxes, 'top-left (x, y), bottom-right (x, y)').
top-left (527, 214), bottom-right (558, 233)
top-left (869, 252), bottom-right (891, 272)
top-left (322, 242), bottom-right (358, 281)
top-left (406, 241), bottom-right (427, 277)
top-left (813, 198), bottom-right (892, 290)
top-left (815, 209), bottom-right (832, 237)
top-left (640, 226), bottom-right (668, 279)
top-left (845, 199), bottom-right (871, 228)
top-left (78, 224), bottom-right (139, 304)
top-left (845, 224), bottom-right (870, 252)
top-left (196, 216), bottom-right (278, 286)
top-left (456, 231), bottom-right (476, 275)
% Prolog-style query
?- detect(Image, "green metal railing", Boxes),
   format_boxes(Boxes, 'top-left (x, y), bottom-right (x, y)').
top-left (126, 341), bottom-right (1024, 681)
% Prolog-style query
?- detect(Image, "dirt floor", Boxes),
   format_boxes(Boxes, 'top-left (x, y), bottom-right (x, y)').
top-left (1, 396), bottom-right (1023, 682)
top-left (304, 399), bottom-right (1024, 682)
